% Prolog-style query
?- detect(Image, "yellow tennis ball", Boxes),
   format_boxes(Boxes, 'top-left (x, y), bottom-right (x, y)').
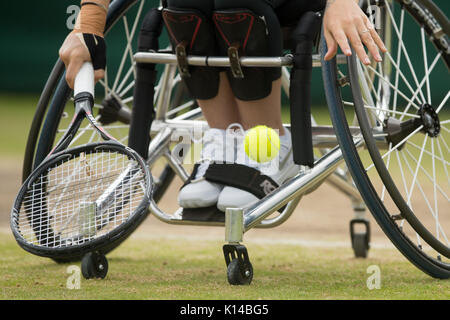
top-left (244, 125), bottom-right (280, 163)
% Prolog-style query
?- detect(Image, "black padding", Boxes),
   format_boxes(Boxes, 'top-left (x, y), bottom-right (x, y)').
top-left (213, 9), bottom-right (281, 101)
top-left (181, 206), bottom-right (225, 223)
top-left (82, 34), bottom-right (106, 70)
top-left (129, 8), bottom-right (163, 159)
top-left (289, 11), bottom-right (322, 167)
top-left (204, 163), bottom-right (279, 199)
top-left (162, 8), bottom-right (220, 100)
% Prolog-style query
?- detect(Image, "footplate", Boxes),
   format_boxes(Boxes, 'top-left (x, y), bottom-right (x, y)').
top-left (180, 207), bottom-right (225, 223)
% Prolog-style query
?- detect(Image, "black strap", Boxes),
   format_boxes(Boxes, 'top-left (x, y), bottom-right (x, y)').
top-left (204, 163), bottom-right (279, 199)
top-left (83, 33), bottom-right (107, 70)
top-left (180, 163), bottom-right (201, 190)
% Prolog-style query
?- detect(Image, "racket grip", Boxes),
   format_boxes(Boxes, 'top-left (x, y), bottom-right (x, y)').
top-left (74, 62), bottom-right (95, 97)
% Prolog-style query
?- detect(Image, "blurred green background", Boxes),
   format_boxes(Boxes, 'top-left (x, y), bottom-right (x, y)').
top-left (0, 0), bottom-right (448, 157)
top-left (0, 0), bottom-right (448, 98)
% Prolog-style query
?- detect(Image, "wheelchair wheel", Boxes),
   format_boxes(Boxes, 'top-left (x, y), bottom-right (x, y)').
top-left (22, 0), bottom-right (195, 261)
top-left (324, 0), bottom-right (449, 278)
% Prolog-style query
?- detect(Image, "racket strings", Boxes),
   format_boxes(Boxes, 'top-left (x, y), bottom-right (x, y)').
top-left (16, 149), bottom-right (147, 248)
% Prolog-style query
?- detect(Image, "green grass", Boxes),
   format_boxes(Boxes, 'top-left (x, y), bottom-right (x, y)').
top-left (1, 232), bottom-right (449, 300)
top-left (0, 93), bottom-right (38, 157)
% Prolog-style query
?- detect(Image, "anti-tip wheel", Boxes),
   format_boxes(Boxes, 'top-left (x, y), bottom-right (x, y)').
top-left (352, 233), bottom-right (369, 258)
top-left (227, 259), bottom-right (253, 286)
top-left (81, 252), bottom-right (109, 279)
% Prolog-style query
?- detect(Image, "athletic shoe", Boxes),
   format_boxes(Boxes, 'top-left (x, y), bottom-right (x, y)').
top-left (178, 127), bottom-right (232, 208)
top-left (217, 128), bottom-right (300, 212)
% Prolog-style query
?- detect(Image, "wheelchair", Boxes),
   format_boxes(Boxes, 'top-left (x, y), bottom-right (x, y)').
top-left (22, 0), bottom-right (449, 284)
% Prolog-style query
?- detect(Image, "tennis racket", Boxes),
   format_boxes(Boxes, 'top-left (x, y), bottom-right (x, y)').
top-left (11, 62), bottom-right (153, 259)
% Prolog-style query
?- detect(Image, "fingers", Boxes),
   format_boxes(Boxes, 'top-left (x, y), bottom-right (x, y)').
top-left (59, 33), bottom-right (93, 89)
top-left (65, 53), bottom-right (86, 89)
top-left (94, 69), bottom-right (105, 83)
top-left (323, 1), bottom-right (388, 65)
top-left (355, 17), bottom-right (384, 63)
top-left (324, 29), bottom-right (338, 61)
top-left (366, 17), bottom-right (387, 53)
top-left (346, 24), bottom-right (372, 65)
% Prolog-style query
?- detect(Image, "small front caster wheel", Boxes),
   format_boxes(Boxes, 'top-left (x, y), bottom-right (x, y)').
top-left (227, 258), bottom-right (253, 286)
top-left (81, 252), bottom-right (108, 279)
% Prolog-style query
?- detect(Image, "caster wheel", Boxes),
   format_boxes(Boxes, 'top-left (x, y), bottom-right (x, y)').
top-left (352, 233), bottom-right (369, 258)
top-left (81, 252), bottom-right (108, 279)
top-left (350, 219), bottom-right (370, 258)
top-left (227, 259), bottom-right (253, 286)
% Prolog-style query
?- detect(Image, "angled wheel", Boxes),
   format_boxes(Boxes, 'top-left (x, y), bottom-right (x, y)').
top-left (324, 0), bottom-right (450, 278)
top-left (22, 0), bottom-right (197, 262)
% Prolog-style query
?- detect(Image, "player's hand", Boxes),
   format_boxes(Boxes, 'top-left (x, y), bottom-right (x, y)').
top-left (323, 0), bottom-right (387, 65)
top-left (59, 32), bottom-right (105, 89)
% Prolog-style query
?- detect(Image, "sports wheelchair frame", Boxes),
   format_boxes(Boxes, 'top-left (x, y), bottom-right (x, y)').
top-left (23, 0), bottom-right (449, 284)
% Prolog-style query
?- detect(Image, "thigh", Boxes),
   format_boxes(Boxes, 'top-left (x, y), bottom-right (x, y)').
top-left (214, 0), bottom-right (283, 56)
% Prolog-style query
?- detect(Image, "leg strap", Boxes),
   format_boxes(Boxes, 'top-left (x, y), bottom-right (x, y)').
top-left (204, 163), bottom-right (279, 199)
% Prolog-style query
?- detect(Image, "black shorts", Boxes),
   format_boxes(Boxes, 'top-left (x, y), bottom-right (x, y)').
top-left (165, 0), bottom-right (326, 100)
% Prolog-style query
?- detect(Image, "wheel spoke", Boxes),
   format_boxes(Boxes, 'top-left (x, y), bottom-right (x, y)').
top-left (364, 105), bottom-right (420, 119)
top-left (116, 64), bottom-right (135, 95)
top-left (406, 140), bottom-right (449, 165)
top-left (386, 51), bottom-right (441, 121)
top-left (431, 139), bottom-right (439, 242)
top-left (123, 15), bottom-right (137, 80)
top-left (404, 147), bottom-right (449, 201)
top-left (392, 8), bottom-right (405, 110)
top-left (111, 0), bottom-right (145, 93)
top-left (381, 142), bottom-right (393, 201)
top-left (435, 138), bottom-right (450, 189)
top-left (402, 148), bottom-right (450, 246)
top-left (386, 4), bottom-right (426, 104)
top-left (421, 27), bottom-right (432, 105)
top-left (366, 64), bottom-right (421, 111)
top-left (406, 135), bottom-right (428, 205)
top-left (365, 124), bottom-right (424, 171)
top-left (435, 90), bottom-right (450, 114)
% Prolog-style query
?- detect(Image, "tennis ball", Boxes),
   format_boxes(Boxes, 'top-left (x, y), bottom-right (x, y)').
top-left (244, 125), bottom-right (280, 163)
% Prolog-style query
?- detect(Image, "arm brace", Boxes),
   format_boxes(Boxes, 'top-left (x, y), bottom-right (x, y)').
top-left (72, 0), bottom-right (110, 70)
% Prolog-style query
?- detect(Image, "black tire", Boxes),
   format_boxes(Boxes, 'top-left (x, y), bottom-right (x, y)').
top-left (81, 252), bottom-right (109, 279)
top-left (227, 259), bottom-right (253, 286)
top-left (321, 0), bottom-right (450, 279)
top-left (352, 234), bottom-right (369, 258)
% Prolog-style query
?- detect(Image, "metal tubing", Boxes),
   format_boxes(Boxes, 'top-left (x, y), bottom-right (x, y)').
top-left (135, 53), bottom-right (348, 68)
top-left (225, 208), bottom-right (244, 243)
top-left (243, 142), bottom-right (362, 232)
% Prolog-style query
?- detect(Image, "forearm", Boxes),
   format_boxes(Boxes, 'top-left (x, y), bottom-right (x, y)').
top-left (73, 0), bottom-right (110, 36)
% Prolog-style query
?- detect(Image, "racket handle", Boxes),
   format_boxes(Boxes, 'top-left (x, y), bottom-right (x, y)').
top-left (74, 62), bottom-right (95, 97)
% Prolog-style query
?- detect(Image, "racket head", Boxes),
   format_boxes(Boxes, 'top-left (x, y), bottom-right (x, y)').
top-left (11, 141), bottom-right (153, 258)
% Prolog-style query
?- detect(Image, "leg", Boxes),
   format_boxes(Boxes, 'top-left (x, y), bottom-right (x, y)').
top-left (197, 72), bottom-right (241, 130)
top-left (235, 78), bottom-right (285, 136)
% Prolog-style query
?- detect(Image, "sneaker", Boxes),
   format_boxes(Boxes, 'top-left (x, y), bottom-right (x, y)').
top-left (178, 128), bottom-right (232, 208)
top-left (217, 128), bottom-right (300, 212)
